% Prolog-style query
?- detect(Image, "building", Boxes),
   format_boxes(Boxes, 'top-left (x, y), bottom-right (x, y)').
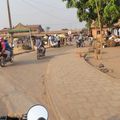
top-left (0, 23), bottom-right (44, 37)
top-left (0, 28), bottom-right (10, 36)
top-left (90, 20), bottom-right (120, 40)
top-left (90, 21), bottom-right (108, 40)
top-left (113, 19), bottom-right (120, 36)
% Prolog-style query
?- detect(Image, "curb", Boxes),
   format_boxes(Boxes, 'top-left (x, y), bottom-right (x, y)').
top-left (14, 50), bottom-right (35, 56)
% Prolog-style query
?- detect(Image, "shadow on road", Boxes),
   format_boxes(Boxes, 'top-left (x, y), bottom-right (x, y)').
top-left (107, 115), bottom-right (120, 120)
top-left (6, 52), bottom-right (70, 67)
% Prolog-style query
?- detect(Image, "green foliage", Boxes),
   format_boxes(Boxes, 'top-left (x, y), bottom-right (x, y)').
top-left (62, 0), bottom-right (120, 28)
top-left (104, 1), bottom-right (120, 26)
top-left (85, 21), bottom-right (91, 29)
top-left (62, 0), bottom-right (77, 8)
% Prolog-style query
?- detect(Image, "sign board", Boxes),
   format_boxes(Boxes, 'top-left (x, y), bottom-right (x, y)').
top-left (68, 31), bottom-right (71, 35)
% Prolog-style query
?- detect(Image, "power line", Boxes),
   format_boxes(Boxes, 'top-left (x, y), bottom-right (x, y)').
top-left (21, 0), bottom-right (68, 22)
top-left (41, 21), bottom-right (83, 26)
top-left (32, 0), bottom-right (65, 10)
top-left (10, 0), bottom-right (84, 29)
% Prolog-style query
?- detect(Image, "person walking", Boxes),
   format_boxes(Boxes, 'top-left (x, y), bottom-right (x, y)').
top-left (78, 32), bottom-right (83, 47)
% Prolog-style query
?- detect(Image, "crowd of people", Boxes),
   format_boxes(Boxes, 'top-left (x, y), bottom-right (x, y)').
top-left (0, 31), bottom-right (99, 62)
top-left (75, 32), bottom-right (93, 48)
top-left (104, 30), bottom-right (120, 46)
top-left (48, 34), bottom-right (61, 47)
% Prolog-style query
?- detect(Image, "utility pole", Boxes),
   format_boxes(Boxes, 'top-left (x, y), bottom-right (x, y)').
top-left (29, 29), bottom-right (34, 50)
top-left (7, 0), bottom-right (13, 45)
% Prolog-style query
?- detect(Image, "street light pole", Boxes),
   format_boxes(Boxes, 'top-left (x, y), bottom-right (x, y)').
top-left (7, 0), bottom-right (13, 45)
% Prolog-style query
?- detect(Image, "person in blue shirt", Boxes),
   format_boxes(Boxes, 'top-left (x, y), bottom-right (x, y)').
top-left (4, 39), bottom-right (12, 58)
top-left (4, 39), bottom-right (12, 51)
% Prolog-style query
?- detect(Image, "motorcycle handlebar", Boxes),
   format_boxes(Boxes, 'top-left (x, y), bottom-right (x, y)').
top-left (0, 116), bottom-right (20, 120)
top-left (0, 114), bottom-right (28, 120)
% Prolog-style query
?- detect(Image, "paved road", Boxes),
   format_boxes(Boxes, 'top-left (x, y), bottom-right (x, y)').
top-left (1, 46), bottom-right (120, 120)
top-left (47, 48), bottom-right (120, 120)
top-left (0, 46), bottom-right (73, 119)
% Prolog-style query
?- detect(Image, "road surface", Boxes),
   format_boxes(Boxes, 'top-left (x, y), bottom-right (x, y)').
top-left (0, 46), bottom-right (73, 119)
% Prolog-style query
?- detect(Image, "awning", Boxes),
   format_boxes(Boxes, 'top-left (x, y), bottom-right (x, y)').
top-left (58, 34), bottom-right (66, 38)
top-left (13, 38), bottom-right (19, 41)
top-left (43, 36), bottom-right (48, 39)
top-left (8, 29), bottom-right (30, 33)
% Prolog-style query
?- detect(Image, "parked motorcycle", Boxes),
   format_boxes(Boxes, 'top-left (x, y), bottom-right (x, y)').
top-left (0, 48), bottom-right (14, 67)
top-left (37, 47), bottom-right (46, 60)
top-left (0, 104), bottom-right (48, 120)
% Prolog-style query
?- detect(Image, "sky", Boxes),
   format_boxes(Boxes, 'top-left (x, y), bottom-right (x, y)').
top-left (0, 0), bottom-right (86, 30)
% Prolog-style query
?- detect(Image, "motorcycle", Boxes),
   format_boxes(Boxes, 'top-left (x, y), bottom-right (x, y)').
top-left (76, 40), bottom-right (81, 48)
top-left (0, 48), bottom-right (14, 67)
top-left (37, 47), bottom-right (46, 60)
top-left (0, 104), bottom-right (48, 120)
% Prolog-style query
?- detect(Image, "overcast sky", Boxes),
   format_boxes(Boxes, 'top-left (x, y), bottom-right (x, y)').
top-left (0, 0), bottom-right (86, 30)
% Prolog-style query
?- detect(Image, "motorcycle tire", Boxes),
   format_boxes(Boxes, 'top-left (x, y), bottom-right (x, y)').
top-left (37, 51), bottom-right (43, 60)
top-left (0, 57), bottom-right (6, 67)
top-left (37, 54), bottom-right (40, 60)
top-left (10, 56), bottom-right (14, 63)
top-left (37, 55), bottom-right (39, 60)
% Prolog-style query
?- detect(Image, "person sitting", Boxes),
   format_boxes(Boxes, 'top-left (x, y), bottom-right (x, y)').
top-left (0, 37), bottom-right (11, 60)
top-left (36, 37), bottom-right (46, 55)
top-left (78, 32), bottom-right (84, 47)
top-left (4, 38), bottom-right (12, 56)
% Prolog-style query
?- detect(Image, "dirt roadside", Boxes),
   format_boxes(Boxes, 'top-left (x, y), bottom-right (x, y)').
top-left (87, 47), bottom-right (120, 79)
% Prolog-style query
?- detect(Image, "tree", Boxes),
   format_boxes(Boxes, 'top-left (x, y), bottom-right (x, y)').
top-left (104, 0), bottom-right (120, 27)
top-left (63, 0), bottom-right (120, 41)
top-left (63, 0), bottom-right (96, 29)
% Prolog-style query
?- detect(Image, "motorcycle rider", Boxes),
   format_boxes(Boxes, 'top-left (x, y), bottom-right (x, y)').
top-left (36, 37), bottom-right (46, 56)
top-left (76, 36), bottom-right (80, 48)
top-left (78, 32), bottom-right (83, 47)
top-left (0, 37), bottom-right (5, 53)
top-left (0, 37), bottom-right (11, 60)
top-left (4, 38), bottom-right (12, 56)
